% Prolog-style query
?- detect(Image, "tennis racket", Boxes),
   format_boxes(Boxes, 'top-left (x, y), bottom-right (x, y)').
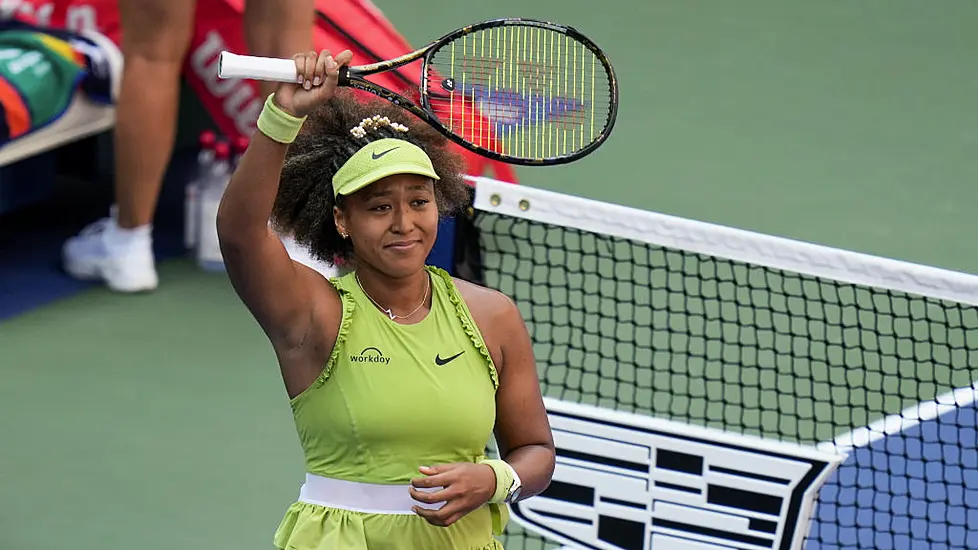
top-left (217, 18), bottom-right (619, 166)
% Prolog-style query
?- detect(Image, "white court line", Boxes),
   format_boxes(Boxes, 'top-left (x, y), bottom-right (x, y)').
top-left (817, 380), bottom-right (978, 454)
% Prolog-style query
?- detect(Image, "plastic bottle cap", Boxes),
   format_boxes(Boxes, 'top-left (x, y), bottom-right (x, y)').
top-left (199, 130), bottom-right (217, 148)
top-left (233, 136), bottom-right (250, 154)
top-left (213, 141), bottom-right (231, 160)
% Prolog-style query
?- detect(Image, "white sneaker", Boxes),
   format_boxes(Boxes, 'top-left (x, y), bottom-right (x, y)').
top-left (62, 210), bottom-right (159, 293)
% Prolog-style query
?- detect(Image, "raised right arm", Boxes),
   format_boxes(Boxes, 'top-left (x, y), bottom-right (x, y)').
top-left (217, 125), bottom-right (316, 349)
top-left (216, 49), bottom-right (351, 350)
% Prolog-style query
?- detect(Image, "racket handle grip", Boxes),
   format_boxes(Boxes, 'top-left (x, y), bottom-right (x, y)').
top-left (217, 51), bottom-right (300, 83)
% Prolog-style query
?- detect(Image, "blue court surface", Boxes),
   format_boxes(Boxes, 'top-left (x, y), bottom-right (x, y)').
top-left (811, 400), bottom-right (978, 549)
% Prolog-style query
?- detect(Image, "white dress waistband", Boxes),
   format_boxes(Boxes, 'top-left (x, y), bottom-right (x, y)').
top-left (297, 473), bottom-right (445, 515)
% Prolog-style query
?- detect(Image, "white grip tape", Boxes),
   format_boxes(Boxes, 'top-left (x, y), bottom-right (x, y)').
top-left (217, 52), bottom-right (300, 83)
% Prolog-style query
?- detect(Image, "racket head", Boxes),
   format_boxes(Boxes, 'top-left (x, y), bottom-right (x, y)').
top-left (417, 18), bottom-right (619, 166)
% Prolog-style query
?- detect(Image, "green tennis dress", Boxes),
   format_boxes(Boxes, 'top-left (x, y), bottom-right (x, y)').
top-left (273, 266), bottom-right (507, 550)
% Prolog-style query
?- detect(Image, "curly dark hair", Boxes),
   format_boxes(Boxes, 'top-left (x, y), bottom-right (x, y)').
top-left (271, 89), bottom-right (471, 265)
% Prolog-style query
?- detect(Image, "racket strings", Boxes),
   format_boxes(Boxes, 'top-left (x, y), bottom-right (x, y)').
top-left (424, 25), bottom-right (613, 161)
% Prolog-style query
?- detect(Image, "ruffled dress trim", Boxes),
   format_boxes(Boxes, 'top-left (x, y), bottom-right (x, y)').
top-left (298, 266), bottom-right (499, 391)
top-left (427, 265), bottom-right (500, 390)
top-left (273, 501), bottom-right (506, 550)
top-left (290, 274), bottom-right (357, 400)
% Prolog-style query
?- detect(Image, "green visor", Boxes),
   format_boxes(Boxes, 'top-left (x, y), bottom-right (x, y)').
top-left (332, 138), bottom-right (440, 198)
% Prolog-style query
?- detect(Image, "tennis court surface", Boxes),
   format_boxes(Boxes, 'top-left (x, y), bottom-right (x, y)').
top-left (3, 1), bottom-right (978, 549)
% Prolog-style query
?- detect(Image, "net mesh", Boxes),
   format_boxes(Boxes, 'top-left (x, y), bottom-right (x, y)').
top-left (465, 180), bottom-right (978, 550)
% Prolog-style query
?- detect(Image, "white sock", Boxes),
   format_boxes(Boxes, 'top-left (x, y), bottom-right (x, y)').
top-left (106, 205), bottom-right (152, 251)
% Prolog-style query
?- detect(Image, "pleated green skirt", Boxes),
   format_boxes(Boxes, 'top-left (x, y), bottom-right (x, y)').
top-left (273, 500), bottom-right (506, 550)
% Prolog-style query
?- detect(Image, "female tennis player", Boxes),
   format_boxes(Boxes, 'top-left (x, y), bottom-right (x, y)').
top-left (216, 49), bottom-right (556, 550)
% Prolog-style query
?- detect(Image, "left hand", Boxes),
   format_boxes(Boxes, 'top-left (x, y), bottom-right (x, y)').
top-left (409, 463), bottom-right (497, 527)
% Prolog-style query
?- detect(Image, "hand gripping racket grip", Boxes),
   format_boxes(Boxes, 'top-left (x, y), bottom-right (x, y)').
top-left (218, 52), bottom-right (299, 82)
top-left (218, 52), bottom-right (352, 86)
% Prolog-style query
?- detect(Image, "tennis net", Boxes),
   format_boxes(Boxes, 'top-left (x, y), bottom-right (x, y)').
top-left (462, 176), bottom-right (978, 550)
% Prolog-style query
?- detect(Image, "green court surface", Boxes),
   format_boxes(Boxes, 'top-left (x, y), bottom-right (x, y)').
top-left (2, 2), bottom-right (978, 549)
top-left (0, 261), bottom-right (301, 549)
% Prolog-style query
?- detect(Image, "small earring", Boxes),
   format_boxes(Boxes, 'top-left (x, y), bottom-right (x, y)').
top-left (339, 231), bottom-right (349, 239)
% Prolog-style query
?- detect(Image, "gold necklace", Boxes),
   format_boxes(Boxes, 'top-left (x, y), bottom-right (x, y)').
top-left (355, 272), bottom-right (430, 321)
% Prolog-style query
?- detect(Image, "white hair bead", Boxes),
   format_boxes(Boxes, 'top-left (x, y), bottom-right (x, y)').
top-left (349, 114), bottom-right (410, 138)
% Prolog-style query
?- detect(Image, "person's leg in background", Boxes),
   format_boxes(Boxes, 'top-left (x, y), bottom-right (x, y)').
top-left (62, 0), bottom-right (197, 293)
top-left (242, 0), bottom-right (316, 99)
top-left (243, 0), bottom-right (341, 278)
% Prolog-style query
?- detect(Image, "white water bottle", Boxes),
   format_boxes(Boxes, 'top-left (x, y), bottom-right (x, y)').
top-left (185, 130), bottom-right (217, 250)
top-left (196, 140), bottom-right (231, 272)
